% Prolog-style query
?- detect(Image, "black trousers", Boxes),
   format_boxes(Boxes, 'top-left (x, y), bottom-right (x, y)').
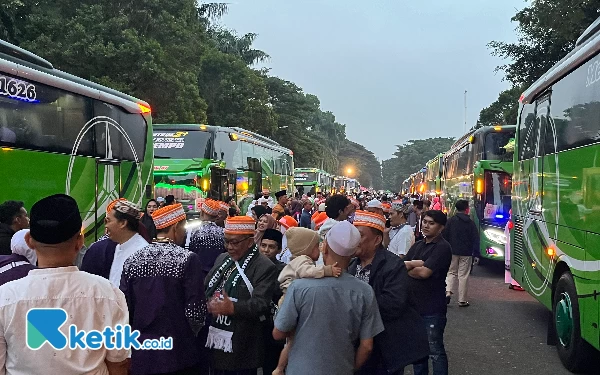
top-left (208, 369), bottom-right (257, 375)
top-left (156, 366), bottom-right (204, 375)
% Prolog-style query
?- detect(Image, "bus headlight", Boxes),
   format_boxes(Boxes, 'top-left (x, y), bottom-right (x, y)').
top-left (484, 229), bottom-right (507, 245)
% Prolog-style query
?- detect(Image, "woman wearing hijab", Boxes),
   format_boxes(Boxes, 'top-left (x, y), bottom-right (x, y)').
top-left (254, 214), bottom-right (279, 245)
top-left (140, 199), bottom-right (158, 240)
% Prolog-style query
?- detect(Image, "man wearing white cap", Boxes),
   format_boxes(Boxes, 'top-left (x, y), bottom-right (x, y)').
top-left (273, 221), bottom-right (384, 375)
top-left (366, 199), bottom-right (384, 217)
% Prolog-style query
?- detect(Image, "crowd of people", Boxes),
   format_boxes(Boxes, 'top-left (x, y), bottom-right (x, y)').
top-left (0, 188), bottom-right (487, 375)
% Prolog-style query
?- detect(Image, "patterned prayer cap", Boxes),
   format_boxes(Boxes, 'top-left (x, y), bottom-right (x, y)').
top-left (152, 203), bottom-right (186, 229)
top-left (201, 199), bottom-right (221, 217)
top-left (218, 201), bottom-right (229, 212)
top-left (113, 200), bottom-right (141, 220)
top-left (225, 216), bottom-right (256, 235)
top-left (391, 201), bottom-right (410, 213)
top-left (279, 215), bottom-right (298, 229)
top-left (353, 210), bottom-right (386, 233)
top-left (107, 198), bottom-right (126, 213)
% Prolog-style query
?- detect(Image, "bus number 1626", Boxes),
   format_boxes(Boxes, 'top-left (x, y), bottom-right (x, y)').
top-left (0, 75), bottom-right (37, 102)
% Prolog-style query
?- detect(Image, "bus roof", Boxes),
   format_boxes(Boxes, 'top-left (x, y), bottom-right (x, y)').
top-left (0, 39), bottom-right (149, 114)
top-left (446, 125), bottom-right (515, 157)
top-left (521, 15), bottom-right (600, 104)
top-left (294, 167), bottom-right (322, 172)
top-left (153, 123), bottom-right (293, 154)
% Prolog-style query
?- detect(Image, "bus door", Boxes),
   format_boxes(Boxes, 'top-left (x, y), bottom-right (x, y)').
top-left (209, 167), bottom-right (237, 201)
top-left (95, 158), bottom-right (122, 241)
top-left (521, 94), bottom-right (550, 288)
top-left (247, 156), bottom-right (262, 198)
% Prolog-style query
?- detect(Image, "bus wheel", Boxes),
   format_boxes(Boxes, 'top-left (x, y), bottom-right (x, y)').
top-left (553, 272), bottom-right (598, 372)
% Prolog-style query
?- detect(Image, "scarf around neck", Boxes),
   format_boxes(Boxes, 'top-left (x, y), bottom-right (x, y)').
top-left (205, 246), bottom-right (259, 353)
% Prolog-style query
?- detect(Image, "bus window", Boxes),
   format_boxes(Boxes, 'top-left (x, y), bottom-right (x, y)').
top-left (484, 132), bottom-right (515, 162)
top-left (214, 132), bottom-right (241, 169)
top-left (241, 141), bottom-right (254, 170)
top-left (483, 171), bottom-right (512, 225)
top-left (0, 79), bottom-right (94, 157)
top-left (152, 129), bottom-right (211, 160)
top-left (97, 102), bottom-right (148, 162)
top-left (519, 103), bottom-right (537, 160)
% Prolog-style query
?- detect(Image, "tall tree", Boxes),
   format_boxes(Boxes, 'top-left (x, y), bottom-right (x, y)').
top-left (382, 137), bottom-right (455, 191)
top-left (480, 1), bottom-right (600, 125)
top-left (489, 1), bottom-right (600, 88)
top-left (338, 140), bottom-right (382, 190)
top-left (210, 28), bottom-right (270, 65)
top-left (12, 0), bottom-right (209, 123)
top-left (476, 86), bottom-right (522, 128)
top-left (198, 49), bottom-right (277, 135)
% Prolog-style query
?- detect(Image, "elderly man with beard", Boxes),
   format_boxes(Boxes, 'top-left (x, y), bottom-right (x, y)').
top-left (349, 211), bottom-right (429, 375)
top-left (204, 216), bottom-right (278, 375)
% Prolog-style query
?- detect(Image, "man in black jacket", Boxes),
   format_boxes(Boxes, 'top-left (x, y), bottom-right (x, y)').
top-left (443, 200), bottom-right (480, 307)
top-left (350, 211), bottom-right (429, 375)
top-left (0, 201), bottom-right (29, 255)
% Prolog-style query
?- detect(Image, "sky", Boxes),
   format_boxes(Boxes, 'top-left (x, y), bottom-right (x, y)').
top-left (220, 0), bottom-right (525, 161)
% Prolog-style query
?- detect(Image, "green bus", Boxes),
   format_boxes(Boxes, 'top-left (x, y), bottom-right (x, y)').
top-left (442, 125), bottom-right (515, 261)
top-left (424, 153), bottom-right (444, 199)
top-left (153, 124), bottom-right (294, 216)
top-left (511, 16), bottom-right (600, 371)
top-left (0, 40), bottom-right (154, 245)
top-left (293, 168), bottom-right (332, 195)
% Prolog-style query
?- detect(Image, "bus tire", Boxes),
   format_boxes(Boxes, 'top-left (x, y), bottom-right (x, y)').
top-left (553, 271), bottom-right (598, 372)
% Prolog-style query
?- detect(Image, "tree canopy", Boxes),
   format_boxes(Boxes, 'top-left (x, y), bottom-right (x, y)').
top-left (382, 138), bottom-right (456, 191)
top-left (3, 0), bottom-right (384, 189)
top-left (478, 1), bottom-right (600, 128)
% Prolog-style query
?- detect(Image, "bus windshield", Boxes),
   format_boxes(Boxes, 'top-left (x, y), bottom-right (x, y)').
top-left (482, 171), bottom-right (512, 226)
top-left (153, 130), bottom-right (212, 159)
top-left (484, 131), bottom-right (515, 162)
top-left (295, 172), bottom-right (317, 183)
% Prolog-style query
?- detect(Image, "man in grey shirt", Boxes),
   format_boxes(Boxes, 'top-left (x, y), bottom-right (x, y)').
top-left (274, 221), bottom-right (384, 375)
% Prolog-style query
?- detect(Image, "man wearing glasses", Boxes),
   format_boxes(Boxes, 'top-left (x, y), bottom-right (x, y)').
top-left (205, 215), bottom-right (279, 375)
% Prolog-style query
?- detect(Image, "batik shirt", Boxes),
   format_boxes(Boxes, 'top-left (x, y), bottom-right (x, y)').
top-left (355, 263), bottom-right (372, 284)
top-left (121, 242), bottom-right (207, 375)
top-left (189, 221), bottom-right (226, 278)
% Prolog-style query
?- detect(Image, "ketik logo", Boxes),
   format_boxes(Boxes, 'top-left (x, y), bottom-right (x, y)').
top-left (27, 308), bottom-right (68, 350)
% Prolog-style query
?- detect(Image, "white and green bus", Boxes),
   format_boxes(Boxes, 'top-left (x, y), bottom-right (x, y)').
top-left (0, 39), bottom-right (154, 245)
top-left (512, 16), bottom-right (600, 371)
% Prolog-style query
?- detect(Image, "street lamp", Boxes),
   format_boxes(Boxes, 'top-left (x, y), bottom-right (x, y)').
top-left (346, 168), bottom-right (353, 175)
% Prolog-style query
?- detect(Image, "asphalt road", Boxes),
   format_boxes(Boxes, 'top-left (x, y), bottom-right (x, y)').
top-left (406, 262), bottom-right (583, 375)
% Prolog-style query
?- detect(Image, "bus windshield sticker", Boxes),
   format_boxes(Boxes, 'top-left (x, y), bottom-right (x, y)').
top-left (0, 75), bottom-right (37, 103)
top-left (153, 131), bottom-right (189, 149)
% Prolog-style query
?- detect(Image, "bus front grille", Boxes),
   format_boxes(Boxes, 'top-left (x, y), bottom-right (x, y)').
top-left (513, 219), bottom-right (524, 269)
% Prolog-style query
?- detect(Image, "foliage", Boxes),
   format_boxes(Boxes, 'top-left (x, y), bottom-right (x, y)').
top-left (210, 28), bottom-right (270, 65)
top-left (11, 0), bottom-right (209, 123)
top-left (480, 1), bottom-right (600, 126)
top-left (4, 0), bottom-right (382, 188)
top-left (476, 86), bottom-right (523, 128)
top-left (338, 140), bottom-right (383, 190)
top-left (198, 50), bottom-right (276, 135)
top-left (382, 138), bottom-right (455, 191)
top-left (489, 1), bottom-right (600, 87)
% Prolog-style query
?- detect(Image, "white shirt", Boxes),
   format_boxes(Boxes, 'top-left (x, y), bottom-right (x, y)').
top-left (109, 233), bottom-right (148, 288)
top-left (0, 267), bottom-right (129, 375)
top-left (387, 225), bottom-right (414, 257)
top-left (277, 227), bottom-right (292, 264)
